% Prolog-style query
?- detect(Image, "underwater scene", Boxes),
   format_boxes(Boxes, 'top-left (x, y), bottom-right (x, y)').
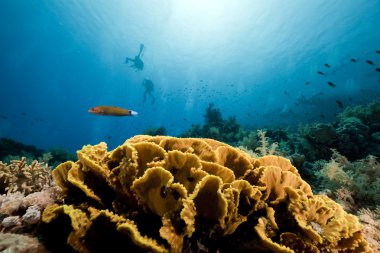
top-left (1, 1), bottom-right (380, 252)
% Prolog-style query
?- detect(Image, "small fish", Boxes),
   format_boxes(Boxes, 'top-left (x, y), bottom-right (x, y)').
top-left (376, 68), bottom-right (380, 72)
top-left (324, 63), bottom-right (331, 68)
top-left (317, 71), bottom-right (324, 75)
top-left (88, 106), bottom-right (138, 116)
top-left (305, 81), bottom-right (311, 85)
top-left (366, 60), bottom-right (374, 65)
top-left (376, 51), bottom-right (380, 54)
top-left (350, 58), bottom-right (357, 62)
top-left (327, 81), bottom-right (336, 87)
top-left (320, 114), bottom-right (325, 118)
top-left (336, 100), bottom-right (344, 108)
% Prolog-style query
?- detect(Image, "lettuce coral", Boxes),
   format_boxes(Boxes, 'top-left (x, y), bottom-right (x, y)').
top-left (42, 135), bottom-right (373, 253)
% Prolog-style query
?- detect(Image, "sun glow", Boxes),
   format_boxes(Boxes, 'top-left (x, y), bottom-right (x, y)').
top-left (168, 0), bottom-right (245, 42)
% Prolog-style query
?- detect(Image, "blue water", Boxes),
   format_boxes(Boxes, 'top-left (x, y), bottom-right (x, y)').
top-left (1, 0), bottom-right (380, 153)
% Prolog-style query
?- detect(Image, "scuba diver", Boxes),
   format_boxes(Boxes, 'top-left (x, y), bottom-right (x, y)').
top-left (125, 43), bottom-right (144, 71)
top-left (142, 78), bottom-right (156, 105)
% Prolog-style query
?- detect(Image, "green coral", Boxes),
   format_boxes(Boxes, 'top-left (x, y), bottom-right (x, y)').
top-left (338, 100), bottom-right (380, 126)
top-left (315, 150), bottom-right (380, 208)
top-left (181, 103), bottom-right (245, 145)
top-left (142, 126), bottom-right (167, 136)
top-left (0, 138), bottom-right (75, 168)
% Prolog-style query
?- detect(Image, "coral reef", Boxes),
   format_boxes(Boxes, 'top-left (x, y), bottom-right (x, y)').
top-left (235, 101), bottom-right (380, 192)
top-left (143, 126), bottom-right (167, 136)
top-left (181, 103), bottom-right (245, 145)
top-left (315, 150), bottom-right (380, 209)
top-left (0, 137), bottom-right (76, 167)
top-left (41, 135), bottom-right (372, 252)
top-left (242, 129), bottom-right (279, 157)
top-left (296, 100), bottom-right (380, 162)
top-left (338, 100), bottom-right (380, 128)
top-left (0, 157), bottom-right (52, 194)
top-left (0, 138), bottom-right (43, 161)
top-left (46, 147), bottom-right (77, 168)
top-left (297, 123), bottom-right (338, 161)
top-left (0, 157), bottom-right (60, 236)
top-left (335, 117), bottom-right (370, 159)
top-left (0, 187), bottom-right (59, 232)
top-left (357, 207), bottom-right (380, 252)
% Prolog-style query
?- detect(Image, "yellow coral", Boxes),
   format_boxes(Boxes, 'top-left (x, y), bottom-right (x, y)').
top-left (77, 142), bottom-right (109, 180)
top-left (87, 207), bottom-right (168, 253)
top-left (159, 198), bottom-right (196, 253)
top-left (160, 137), bottom-right (217, 162)
top-left (43, 135), bottom-right (372, 253)
top-left (215, 145), bottom-right (253, 178)
top-left (246, 165), bottom-right (312, 205)
top-left (106, 143), bottom-right (138, 197)
top-left (222, 180), bottom-right (262, 234)
top-left (190, 175), bottom-right (227, 225)
top-left (255, 217), bottom-right (294, 253)
top-left (131, 167), bottom-right (186, 216)
top-left (67, 164), bottom-right (102, 204)
top-left (42, 204), bottom-right (168, 253)
top-left (132, 142), bottom-right (167, 177)
top-left (42, 204), bottom-right (90, 252)
top-left (286, 187), bottom-right (372, 252)
top-left (256, 155), bottom-right (299, 176)
top-left (162, 150), bottom-right (207, 193)
top-left (52, 161), bottom-right (76, 194)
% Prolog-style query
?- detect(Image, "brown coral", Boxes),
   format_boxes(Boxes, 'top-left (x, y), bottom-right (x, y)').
top-left (0, 157), bottom-right (52, 194)
top-left (0, 233), bottom-right (49, 253)
top-left (42, 135), bottom-right (373, 253)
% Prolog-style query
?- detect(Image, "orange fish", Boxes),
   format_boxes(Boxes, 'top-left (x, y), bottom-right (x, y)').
top-left (88, 106), bottom-right (138, 116)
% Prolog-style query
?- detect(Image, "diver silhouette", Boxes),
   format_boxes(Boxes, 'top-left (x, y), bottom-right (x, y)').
top-left (125, 43), bottom-right (144, 71)
top-left (142, 78), bottom-right (156, 105)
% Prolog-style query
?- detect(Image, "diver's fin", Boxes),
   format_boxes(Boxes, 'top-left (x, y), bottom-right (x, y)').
top-left (138, 43), bottom-right (144, 56)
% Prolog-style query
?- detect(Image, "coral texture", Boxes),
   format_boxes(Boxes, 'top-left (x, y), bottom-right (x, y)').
top-left (0, 233), bottom-right (49, 253)
top-left (43, 135), bottom-right (373, 253)
top-left (0, 157), bottom-right (52, 194)
top-left (357, 207), bottom-right (380, 252)
top-left (316, 151), bottom-right (380, 208)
